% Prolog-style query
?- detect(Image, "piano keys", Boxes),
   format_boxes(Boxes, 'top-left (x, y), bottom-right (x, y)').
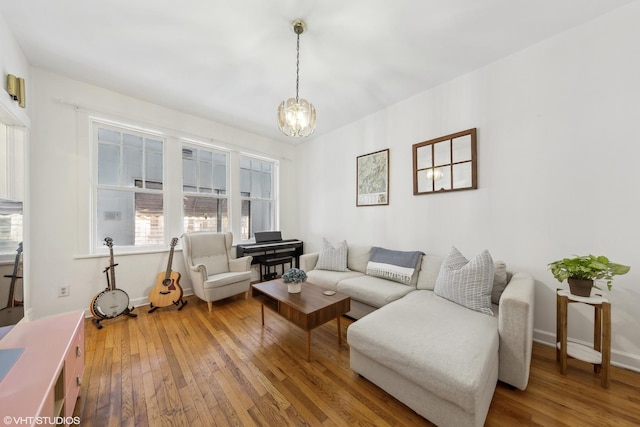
top-left (236, 231), bottom-right (303, 268)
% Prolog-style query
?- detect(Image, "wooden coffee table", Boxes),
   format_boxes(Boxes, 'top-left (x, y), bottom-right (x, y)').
top-left (252, 279), bottom-right (350, 361)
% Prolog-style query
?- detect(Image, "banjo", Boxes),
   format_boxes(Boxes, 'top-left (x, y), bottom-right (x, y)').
top-left (90, 237), bottom-right (133, 326)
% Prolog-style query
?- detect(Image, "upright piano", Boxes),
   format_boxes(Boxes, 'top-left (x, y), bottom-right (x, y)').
top-left (236, 231), bottom-right (304, 268)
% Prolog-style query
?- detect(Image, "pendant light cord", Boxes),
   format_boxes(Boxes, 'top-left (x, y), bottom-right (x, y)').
top-left (295, 31), bottom-right (300, 102)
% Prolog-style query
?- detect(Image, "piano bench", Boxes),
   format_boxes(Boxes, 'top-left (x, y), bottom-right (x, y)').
top-left (260, 256), bottom-right (294, 282)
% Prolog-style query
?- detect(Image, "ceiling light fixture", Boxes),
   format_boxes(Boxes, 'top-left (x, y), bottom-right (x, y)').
top-left (277, 19), bottom-right (316, 138)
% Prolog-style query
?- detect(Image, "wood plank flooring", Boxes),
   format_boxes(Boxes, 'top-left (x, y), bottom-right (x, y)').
top-left (74, 295), bottom-right (640, 426)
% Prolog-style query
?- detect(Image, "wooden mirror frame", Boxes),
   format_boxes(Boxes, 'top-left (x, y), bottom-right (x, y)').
top-left (412, 128), bottom-right (477, 195)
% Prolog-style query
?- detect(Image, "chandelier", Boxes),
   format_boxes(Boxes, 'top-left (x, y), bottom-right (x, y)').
top-left (277, 19), bottom-right (316, 138)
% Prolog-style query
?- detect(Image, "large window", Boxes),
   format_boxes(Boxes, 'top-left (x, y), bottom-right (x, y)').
top-left (240, 156), bottom-right (275, 240)
top-left (182, 145), bottom-right (229, 233)
top-left (92, 119), bottom-right (279, 251)
top-left (95, 122), bottom-right (164, 248)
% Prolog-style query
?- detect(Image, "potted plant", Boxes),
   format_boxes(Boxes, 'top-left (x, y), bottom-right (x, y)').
top-left (282, 268), bottom-right (307, 293)
top-left (548, 254), bottom-right (630, 297)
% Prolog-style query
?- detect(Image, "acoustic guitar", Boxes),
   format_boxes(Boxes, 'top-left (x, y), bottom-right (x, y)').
top-left (0, 242), bottom-right (24, 327)
top-left (90, 237), bottom-right (136, 328)
top-left (148, 237), bottom-right (186, 312)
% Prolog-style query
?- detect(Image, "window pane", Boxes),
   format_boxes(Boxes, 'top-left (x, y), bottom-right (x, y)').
top-left (183, 195), bottom-right (228, 233)
top-left (97, 189), bottom-right (164, 246)
top-left (0, 200), bottom-right (22, 255)
top-left (135, 193), bottom-right (164, 245)
top-left (98, 143), bottom-right (120, 185)
top-left (98, 128), bottom-right (120, 144)
top-left (183, 154), bottom-right (196, 191)
top-left (123, 146), bottom-right (142, 187)
top-left (241, 200), bottom-right (251, 240)
top-left (97, 189), bottom-right (135, 246)
top-left (146, 138), bottom-right (163, 152)
top-left (198, 159), bottom-right (213, 192)
top-left (145, 150), bottom-right (163, 189)
top-left (213, 153), bottom-right (226, 165)
top-left (240, 168), bottom-right (251, 196)
top-left (214, 164), bottom-right (226, 194)
top-left (239, 156), bottom-right (275, 239)
top-left (198, 150), bottom-right (212, 162)
top-left (251, 170), bottom-right (262, 198)
top-left (240, 157), bottom-right (251, 170)
top-left (123, 133), bottom-right (142, 149)
top-left (251, 200), bottom-right (271, 236)
top-left (261, 171), bottom-right (271, 199)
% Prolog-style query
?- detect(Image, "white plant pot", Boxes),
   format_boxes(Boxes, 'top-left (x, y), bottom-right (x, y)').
top-left (287, 282), bottom-right (302, 293)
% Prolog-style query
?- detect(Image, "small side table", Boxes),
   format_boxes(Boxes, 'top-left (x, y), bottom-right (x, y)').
top-left (556, 289), bottom-right (611, 388)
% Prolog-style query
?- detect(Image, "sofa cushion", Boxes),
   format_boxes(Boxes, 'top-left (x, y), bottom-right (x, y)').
top-left (337, 275), bottom-right (415, 308)
top-left (315, 238), bottom-right (349, 271)
top-left (366, 247), bottom-right (423, 285)
top-left (492, 261), bottom-right (508, 304)
top-left (434, 247), bottom-right (495, 316)
top-left (347, 290), bottom-right (499, 414)
top-left (347, 245), bottom-right (373, 273)
top-left (416, 255), bottom-right (444, 290)
top-left (306, 269), bottom-right (363, 291)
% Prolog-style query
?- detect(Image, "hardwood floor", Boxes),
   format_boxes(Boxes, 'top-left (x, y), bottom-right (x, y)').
top-left (75, 295), bottom-right (640, 426)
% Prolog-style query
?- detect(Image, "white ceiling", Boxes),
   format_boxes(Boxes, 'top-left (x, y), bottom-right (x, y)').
top-left (0, 0), bottom-right (635, 143)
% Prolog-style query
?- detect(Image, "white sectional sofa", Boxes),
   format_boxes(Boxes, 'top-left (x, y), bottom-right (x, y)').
top-left (299, 244), bottom-right (535, 427)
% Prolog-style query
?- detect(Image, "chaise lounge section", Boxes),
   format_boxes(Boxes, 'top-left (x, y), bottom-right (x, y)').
top-left (300, 242), bottom-right (535, 427)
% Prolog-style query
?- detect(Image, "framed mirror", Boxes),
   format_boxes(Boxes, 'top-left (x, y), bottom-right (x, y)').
top-left (412, 128), bottom-right (477, 195)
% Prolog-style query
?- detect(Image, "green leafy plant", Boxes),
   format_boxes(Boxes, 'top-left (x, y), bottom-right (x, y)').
top-left (548, 255), bottom-right (630, 290)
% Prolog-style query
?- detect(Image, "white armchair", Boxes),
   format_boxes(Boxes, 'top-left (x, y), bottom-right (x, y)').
top-left (182, 231), bottom-right (253, 312)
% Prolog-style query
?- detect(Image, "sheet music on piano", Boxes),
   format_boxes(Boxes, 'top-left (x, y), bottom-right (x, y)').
top-left (236, 231), bottom-right (303, 268)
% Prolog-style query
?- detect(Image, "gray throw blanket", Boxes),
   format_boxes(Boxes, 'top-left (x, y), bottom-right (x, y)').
top-left (366, 247), bottom-right (423, 284)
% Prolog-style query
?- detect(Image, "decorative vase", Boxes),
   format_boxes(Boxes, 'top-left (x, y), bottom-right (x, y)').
top-left (287, 282), bottom-right (302, 293)
top-left (567, 278), bottom-right (594, 297)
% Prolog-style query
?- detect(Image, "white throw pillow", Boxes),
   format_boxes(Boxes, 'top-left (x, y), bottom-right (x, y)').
top-left (434, 246), bottom-right (495, 316)
top-left (315, 238), bottom-right (349, 272)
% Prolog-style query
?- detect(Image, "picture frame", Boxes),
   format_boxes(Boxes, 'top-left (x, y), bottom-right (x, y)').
top-left (356, 149), bottom-right (389, 206)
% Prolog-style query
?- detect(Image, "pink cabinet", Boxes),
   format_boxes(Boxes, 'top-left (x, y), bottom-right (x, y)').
top-left (0, 311), bottom-right (85, 426)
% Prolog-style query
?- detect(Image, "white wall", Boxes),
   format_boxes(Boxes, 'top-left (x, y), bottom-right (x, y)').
top-left (0, 12), bottom-right (30, 127)
top-left (296, 2), bottom-right (640, 371)
top-left (27, 68), bottom-right (298, 319)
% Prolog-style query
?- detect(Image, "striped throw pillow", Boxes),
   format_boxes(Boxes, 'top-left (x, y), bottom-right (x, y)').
top-left (434, 247), bottom-right (495, 316)
top-left (315, 239), bottom-right (349, 272)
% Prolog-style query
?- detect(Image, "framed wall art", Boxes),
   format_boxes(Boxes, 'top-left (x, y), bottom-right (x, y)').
top-left (356, 149), bottom-right (389, 206)
top-left (412, 128), bottom-right (477, 195)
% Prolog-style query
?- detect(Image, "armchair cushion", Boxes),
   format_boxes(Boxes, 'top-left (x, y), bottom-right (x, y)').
top-left (205, 271), bottom-right (253, 289)
top-left (187, 232), bottom-right (229, 275)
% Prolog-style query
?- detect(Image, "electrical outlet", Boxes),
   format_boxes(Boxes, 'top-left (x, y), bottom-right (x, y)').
top-left (58, 285), bottom-right (70, 297)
